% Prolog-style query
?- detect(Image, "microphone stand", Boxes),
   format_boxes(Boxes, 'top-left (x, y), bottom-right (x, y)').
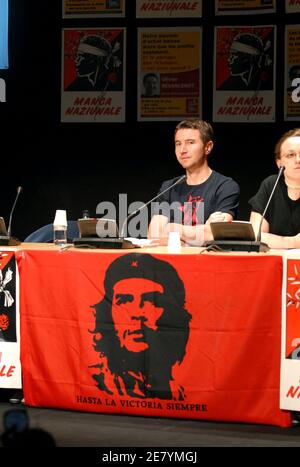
top-left (0, 186), bottom-right (23, 246)
top-left (120, 175), bottom-right (186, 238)
top-left (7, 186), bottom-right (23, 238)
top-left (73, 175), bottom-right (186, 249)
top-left (256, 166), bottom-right (285, 244)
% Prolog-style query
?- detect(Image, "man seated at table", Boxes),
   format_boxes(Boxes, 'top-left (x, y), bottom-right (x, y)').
top-left (147, 119), bottom-right (240, 245)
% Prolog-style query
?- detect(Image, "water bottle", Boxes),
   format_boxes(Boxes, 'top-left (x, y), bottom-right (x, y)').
top-left (82, 209), bottom-right (90, 219)
top-left (53, 210), bottom-right (67, 246)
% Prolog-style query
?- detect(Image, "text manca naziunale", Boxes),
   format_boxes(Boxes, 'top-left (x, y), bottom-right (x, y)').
top-left (217, 96), bottom-right (272, 116)
top-left (140, 1), bottom-right (199, 12)
top-left (65, 97), bottom-right (121, 116)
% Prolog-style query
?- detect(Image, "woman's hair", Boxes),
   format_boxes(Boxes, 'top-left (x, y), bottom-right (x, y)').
top-left (274, 128), bottom-right (300, 160)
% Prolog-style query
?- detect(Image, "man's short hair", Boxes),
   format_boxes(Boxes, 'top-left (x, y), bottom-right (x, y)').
top-left (175, 119), bottom-right (215, 145)
top-left (143, 72), bottom-right (158, 85)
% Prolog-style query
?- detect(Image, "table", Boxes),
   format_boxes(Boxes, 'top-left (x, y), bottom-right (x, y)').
top-left (15, 245), bottom-right (291, 427)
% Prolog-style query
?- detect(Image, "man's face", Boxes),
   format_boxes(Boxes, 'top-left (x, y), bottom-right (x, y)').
top-left (75, 52), bottom-right (99, 77)
top-left (228, 49), bottom-right (251, 76)
top-left (112, 278), bottom-right (164, 353)
top-left (144, 76), bottom-right (158, 96)
top-left (175, 128), bottom-right (212, 170)
top-left (278, 136), bottom-right (300, 178)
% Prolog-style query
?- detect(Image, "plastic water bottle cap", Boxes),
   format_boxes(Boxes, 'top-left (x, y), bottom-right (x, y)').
top-left (54, 210), bottom-right (67, 227)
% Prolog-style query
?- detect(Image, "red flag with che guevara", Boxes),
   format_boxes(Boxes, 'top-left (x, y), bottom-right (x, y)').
top-left (16, 249), bottom-right (291, 427)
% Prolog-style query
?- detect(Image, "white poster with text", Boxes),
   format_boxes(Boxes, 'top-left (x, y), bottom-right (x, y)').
top-left (138, 27), bottom-right (202, 121)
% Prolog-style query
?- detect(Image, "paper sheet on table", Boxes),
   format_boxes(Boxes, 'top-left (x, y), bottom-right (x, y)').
top-left (125, 238), bottom-right (160, 247)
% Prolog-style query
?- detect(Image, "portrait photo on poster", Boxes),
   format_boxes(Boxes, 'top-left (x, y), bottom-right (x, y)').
top-left (141, 72), bottom-right (160, 97)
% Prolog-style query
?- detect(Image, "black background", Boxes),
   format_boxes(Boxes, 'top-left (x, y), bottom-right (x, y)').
top-left (0, 1), bottom-right (299, 240)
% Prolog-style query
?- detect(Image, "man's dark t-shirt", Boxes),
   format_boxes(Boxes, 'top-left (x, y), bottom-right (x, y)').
top-left (152, 171), bottom-right (240, 225)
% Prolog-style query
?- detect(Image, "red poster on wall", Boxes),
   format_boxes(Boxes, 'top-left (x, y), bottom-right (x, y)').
top-left (213, 25), bottom-right (276, 122)
top-left (61, 28), bottom-right (126, 122)
top-left (280, 256), bottom-right (300, 413)
top-left (0, 251), bottom-right (22, 389)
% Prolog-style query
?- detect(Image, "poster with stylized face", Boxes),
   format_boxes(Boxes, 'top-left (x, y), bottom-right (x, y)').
top-left (213, 25), bottom-right (276, 122)
top-left (61, 28), bottom-right (126, 122)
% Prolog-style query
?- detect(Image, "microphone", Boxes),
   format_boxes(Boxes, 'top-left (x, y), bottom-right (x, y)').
top-left (0, 186), bottom-right (23, 246)
top-left (120, 174), bottom-right (186, 238)
top-left (7, 186), bottom-right (23, 238)
top-left (256, 166), bottom-right (285, 244)
top-left (73, 175), bottom-right (186, 249)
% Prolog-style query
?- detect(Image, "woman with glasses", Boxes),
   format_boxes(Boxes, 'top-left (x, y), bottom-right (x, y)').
top-left (249, 128), bottom-right (300, 249)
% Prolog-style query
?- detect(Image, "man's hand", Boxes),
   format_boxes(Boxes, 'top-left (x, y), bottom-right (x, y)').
top-left (205, 211), bottom-right (230, 224)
